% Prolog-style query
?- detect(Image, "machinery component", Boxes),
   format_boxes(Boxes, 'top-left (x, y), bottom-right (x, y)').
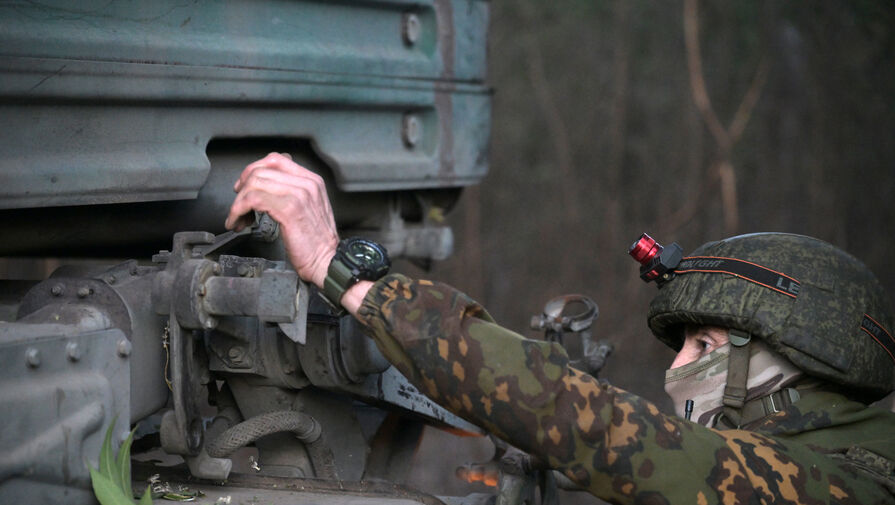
top-left (0, 0), bottom-right (493, 503)
top-left (154, 232), bottom-right (218, 459)
top-left (531, 294), bottom-right (599, 337)
top-left (206, 410), bottom-right (338, 480)
top-left (0, 323), bottom-right (130, 502)
top-left (531, 294), bottom-right (613, 377)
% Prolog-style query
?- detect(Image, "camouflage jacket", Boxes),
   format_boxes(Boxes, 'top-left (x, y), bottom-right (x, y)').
top-left (357, 274), bottom-right (895, 505)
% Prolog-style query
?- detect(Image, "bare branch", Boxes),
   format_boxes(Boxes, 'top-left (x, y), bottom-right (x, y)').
top-left (684, 0), bottom-right (730, 153)
top-left (680, 0), bottom-right (770, 234)
top-left (729, 56), bottom-right (770, 143)
top-left (718, 160), bottom-right (739, 231)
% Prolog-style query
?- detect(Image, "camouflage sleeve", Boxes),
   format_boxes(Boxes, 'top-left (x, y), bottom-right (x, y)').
top-left (357, 274), bottom-right (891, 505)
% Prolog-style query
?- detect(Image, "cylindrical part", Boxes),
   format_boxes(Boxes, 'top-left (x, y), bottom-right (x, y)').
top-left (205, 410), bottom-right (338, 480)
top-left (202, 276), bottom-right (261, 316)
top-left (629, 233), bottom-right (663, 266)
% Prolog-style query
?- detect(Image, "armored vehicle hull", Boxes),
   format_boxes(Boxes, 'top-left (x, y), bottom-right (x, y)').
top-left (0, 1), bottom-right (492, 504)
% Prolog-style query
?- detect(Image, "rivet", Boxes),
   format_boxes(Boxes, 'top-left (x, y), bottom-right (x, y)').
top-left (116, 339), bottom-right (132, 358)
top-left (402, 114), bottom-right (421, 148)
top-left (402, 12), bottom-right (421, 46)
top-left (237, 264), bottom-right (252, 277)
top-left (66, 342), bottom-right (81, 362)
top-left (228, 346), bottom-right (244, 363)
top-left (51, 284), bottom-right (65, 297)
top-left (77, 286), bottom-right (91, 298)
top-left (25, 347), bottom-right (40, 368)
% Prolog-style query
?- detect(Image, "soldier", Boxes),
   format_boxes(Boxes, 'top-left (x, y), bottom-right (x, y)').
top-left (227, 153), bottom-right (895, 504)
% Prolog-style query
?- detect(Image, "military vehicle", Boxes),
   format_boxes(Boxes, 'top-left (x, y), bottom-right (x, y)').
top-left (0, 1), bottom-right (502, 503)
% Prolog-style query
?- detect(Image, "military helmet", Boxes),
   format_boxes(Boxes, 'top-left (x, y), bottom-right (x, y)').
top-left (647, 233), bottom-right (895, 400)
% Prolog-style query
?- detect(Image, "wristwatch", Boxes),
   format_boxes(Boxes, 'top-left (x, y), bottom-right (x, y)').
top-left (321, 237), bottom-right (391, 309)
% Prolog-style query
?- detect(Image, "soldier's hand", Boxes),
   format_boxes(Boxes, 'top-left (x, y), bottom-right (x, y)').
top-left (225, 152), bottom-right (339, 288)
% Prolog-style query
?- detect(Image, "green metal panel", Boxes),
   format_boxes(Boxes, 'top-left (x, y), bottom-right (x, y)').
top-left (0, 0), bottom-right (490, 209)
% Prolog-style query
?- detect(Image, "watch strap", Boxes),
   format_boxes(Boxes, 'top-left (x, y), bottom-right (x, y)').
top-left (322, 257), bottom-right (356, 308)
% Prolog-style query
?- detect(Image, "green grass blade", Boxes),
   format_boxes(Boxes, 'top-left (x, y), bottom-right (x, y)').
top-left (137, 485), bottom-right (153, 505)
top-left (116, 426), bottom-right (137, 498)
top-left (89, 466), bottom-right (136, 505)
top-left (99, 415), bottom-right (122, 489)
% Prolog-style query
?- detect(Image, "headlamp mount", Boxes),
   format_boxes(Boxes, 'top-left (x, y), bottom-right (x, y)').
top-left (629, 233), bottom-right (683, 286)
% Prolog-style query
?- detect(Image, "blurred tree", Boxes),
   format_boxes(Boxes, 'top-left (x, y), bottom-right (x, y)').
top-left (410, 2), bottom-right (895, 500)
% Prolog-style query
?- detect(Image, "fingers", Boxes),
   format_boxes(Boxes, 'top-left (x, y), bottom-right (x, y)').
top-left (225, 169), bottom-right (331, 231)
top-left (227, 152), bottom-right (330, 230)
top-left (234, 152), bottom-right (322, 193)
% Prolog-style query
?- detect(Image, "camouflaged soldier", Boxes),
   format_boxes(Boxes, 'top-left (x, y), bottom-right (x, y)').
top-left (227, 153), bottom-right (895, 505)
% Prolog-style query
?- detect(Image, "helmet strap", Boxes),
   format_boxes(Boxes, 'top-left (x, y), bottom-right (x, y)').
top-left (721, 330), bottom-right (752, 427)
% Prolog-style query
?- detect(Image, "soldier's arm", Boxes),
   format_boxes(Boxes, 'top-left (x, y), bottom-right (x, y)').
top-left (356, 274), bottom-right (890, 505)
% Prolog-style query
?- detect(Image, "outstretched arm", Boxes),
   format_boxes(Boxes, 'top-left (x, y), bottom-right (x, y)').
top-left (355, 274), bottom-right (889, 505)
top-left (227, 154), bottom-right (889, 505)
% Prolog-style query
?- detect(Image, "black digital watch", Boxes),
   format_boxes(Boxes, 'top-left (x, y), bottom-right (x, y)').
top-left (321, 237), bottom-right (391, 310)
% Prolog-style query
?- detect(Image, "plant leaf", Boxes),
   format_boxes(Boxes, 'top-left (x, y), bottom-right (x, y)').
top-left (89, 466), bottom-right (135, 505)
top-left (137, 485), bottom-right (153, 505)
top-left (99, 415), bottom-right (122, 489)
top-left (116, 426), bottom-right (137, 497)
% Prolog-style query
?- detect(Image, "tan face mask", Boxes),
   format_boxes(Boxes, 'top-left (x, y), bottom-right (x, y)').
top-left (664, 340), bottom-right (804, 427)
top-left (664, 343), bottom-right (731, 426)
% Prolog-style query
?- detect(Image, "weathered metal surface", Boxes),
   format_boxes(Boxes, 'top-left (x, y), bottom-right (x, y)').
top-left (0, 0), bottom-right (490, 210)
top-left (154, 233), bottom-right (217, 457)
top-left (0, 0), bottom-right (487, 81)
top-left (0, 1), bottom-right (493, 501)
top-left (0, 325), bottom-right (130, 504)
top-left (133, 461), bottom-right (452, 505)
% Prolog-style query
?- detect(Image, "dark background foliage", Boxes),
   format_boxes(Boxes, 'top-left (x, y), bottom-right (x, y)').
top-left (408, 0), bottom-right (895, 499)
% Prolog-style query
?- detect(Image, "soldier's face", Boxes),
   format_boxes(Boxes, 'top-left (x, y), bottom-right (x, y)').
top-left (669, 325), bottom-right (730, 369)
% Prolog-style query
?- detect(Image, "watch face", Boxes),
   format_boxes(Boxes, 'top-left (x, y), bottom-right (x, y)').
top-left (347, 240), bottom-right (383, 267)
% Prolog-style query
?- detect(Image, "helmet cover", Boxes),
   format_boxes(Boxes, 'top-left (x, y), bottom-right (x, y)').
top-left (648, 233), bottom-right (894, 399)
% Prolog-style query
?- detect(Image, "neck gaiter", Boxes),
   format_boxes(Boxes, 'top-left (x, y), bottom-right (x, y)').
top-left (664, 340), bottom-right (804, 426)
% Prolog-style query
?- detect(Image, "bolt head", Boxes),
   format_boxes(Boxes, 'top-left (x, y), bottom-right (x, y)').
top-left (228, 346), bottom-right (242, 359)
top-left (66, 342), bottom-right (81, 362)
top-left (25, 347), bottom-right (40, 368)
top-left (402, 114), bottom-right (422, 148)
top-left (51, 284), bottom-right (65, 297)
top-left (204, 318), bottom-right (217, 330)
top-left (116, 339), bottom-right (132, 358)
top-left (77, 286), bottom-right (91, 298)
top-left (237, 263), bottom-right (252, 277)
top-left (212, 263), bottom-right (223, 275)
top-left (402, 12), bottom-right (421, 46)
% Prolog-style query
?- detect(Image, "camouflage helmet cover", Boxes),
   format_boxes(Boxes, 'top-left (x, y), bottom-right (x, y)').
top-left (647, 233), bottom-right (895, 399)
